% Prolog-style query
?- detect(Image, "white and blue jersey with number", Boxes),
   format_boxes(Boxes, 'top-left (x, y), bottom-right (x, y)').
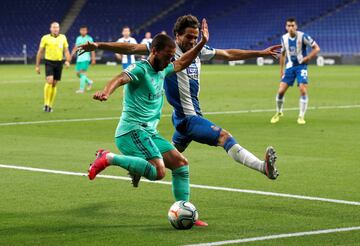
top-left (164, 44), bottom-right (216, 118)
top-left (281, 31), bottom-right (317, 85)
top-left (117, 37), bottom-right (137, 69)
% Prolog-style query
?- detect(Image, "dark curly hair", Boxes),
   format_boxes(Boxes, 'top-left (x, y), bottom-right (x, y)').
top-left (173, 15), bottom-right (200, 36)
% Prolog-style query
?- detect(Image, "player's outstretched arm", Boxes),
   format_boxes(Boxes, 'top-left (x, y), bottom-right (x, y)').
top-left (173, 18), bottom-right (209, 72)
top-left (93, 72), bottom-right (131, 101)
top-left (214, 44), bottom-right (282, 61)
top-left (78, 42), bottom-right (149, 56)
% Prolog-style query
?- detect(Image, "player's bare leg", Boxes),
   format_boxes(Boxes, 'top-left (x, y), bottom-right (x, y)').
top-left (271, 82), bottom-right (289, 123)
top-left (298, 83), bottom-right (308, 124)
top-left (220, 129), bottom-right (279, 179)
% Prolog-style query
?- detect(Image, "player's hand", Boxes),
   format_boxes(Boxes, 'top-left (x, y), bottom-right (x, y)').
top-left (77, 41), bottom-right (98, 56)
top-left (91, 59), bottom-right (96, 65)
top-left (93, 91), bottom-right (108, 101)
top-left (35, 66), bottom-right (40, 74)
top-left (263, 45), bottom-right (282, 59)
top-left (200, 18), bottom-right (209, 44)
top-left (280, 70), bottom-right (284, 79)
top-left (64, 61), bottom-right (70, 68)
top-left (301, 56), bottom-right (310, 64)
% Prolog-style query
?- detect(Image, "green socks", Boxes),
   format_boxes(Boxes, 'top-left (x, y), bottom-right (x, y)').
top-left (172, 165), bottom-right (190, 201)
top-left (106, 153), bottom-right (157, 180)
top-left (79, 73), bottom-right (87, 91)
top-left (107, 153), bottom-right (157, 181)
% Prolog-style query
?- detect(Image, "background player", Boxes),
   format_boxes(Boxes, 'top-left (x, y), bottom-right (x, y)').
top-left (140, 31), bottom-right (153, 59)
top-left (71, 26), bottom-right (96, 93)
top-left (140, 31), bottom-right (153, 46)
top-left (88, 21), bottom-right (208, 218)
top-left (36, 22), bottom-right (71, 112)
top-left (270, 18), bottom-right (320, 124)
top-left (116, 26), bottom-right (137, 69)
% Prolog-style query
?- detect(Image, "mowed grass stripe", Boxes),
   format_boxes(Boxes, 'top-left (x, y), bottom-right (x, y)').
top-left (0, 104), bottom-right (359, 126)
top-left (1, 164), bottom-right (359, 206)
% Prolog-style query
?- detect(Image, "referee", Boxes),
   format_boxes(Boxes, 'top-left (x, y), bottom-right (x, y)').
top-left (36, 22), bottom-right (71, 112)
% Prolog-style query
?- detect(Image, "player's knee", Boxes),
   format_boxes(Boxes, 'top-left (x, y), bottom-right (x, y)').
top-left (218, 129), bottom-right (232, 146)
top-left (177, 155), bottom-right (189, 167)
top-left (173, 142), bottom-right (188, 153)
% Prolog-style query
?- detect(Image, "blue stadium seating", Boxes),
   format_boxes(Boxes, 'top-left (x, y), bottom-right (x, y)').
top-left (0, 0), bottom-right (72, 57)
top-left (0, 0), bottom-right (359, 57)
top-left (66, 0), bottom-right (174, 47)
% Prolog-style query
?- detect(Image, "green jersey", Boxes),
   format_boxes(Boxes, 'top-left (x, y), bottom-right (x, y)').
top-left (115, 60), bottom-right (175, 137)
top-left (75, 35), bottom-right (94, 62)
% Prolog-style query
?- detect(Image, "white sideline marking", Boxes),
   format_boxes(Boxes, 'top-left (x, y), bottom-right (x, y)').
top-left (185, 226), bottom-right (360, 246)
top-left (0, 164), bottom-right (359, 206)
top-left (0, 104), bottom-right (359, 127)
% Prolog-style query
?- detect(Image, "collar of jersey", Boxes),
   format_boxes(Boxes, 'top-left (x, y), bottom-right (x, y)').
top-left (144, 59), bottom-right (157, 72)
top-left (288, 32), bottom-right (298, 40)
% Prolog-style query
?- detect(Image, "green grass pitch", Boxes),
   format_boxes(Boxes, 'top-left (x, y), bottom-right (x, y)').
top-left (0, 64), bottom-right (359, 245)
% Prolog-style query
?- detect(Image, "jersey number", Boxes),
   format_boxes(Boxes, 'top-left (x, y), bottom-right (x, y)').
top-left (300, 69), bottom-right (308, 78)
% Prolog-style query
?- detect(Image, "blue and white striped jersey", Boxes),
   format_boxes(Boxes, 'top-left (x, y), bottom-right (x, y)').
top-left (164, 44), bottom-right (216, 118)
top-left (281, 31), bottom-right (316, 69)
top-left (117, 37), bottom-right (137, 64)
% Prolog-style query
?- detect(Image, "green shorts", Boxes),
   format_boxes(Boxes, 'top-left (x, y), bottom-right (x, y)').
top-left (76, 61), bottom-right (90, 72)
top-left (115, 129), bottom-right (175, 160)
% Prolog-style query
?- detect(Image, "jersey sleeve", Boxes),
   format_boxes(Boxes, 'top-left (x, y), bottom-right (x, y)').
top-left (146, 42), bottom-right (151, 52)
top-left (75, 37), bottom-right (81, 46)
top-left (199, 45), bottom-right (216, 61)
top-left (89, 36), bottom-right (94, 42)
top-left (39, 36), bottom-right (46, 48)
top-left (164, 63), bottom-right (175, 77)
top-left (280, 36), bottom-right (285, 53)
top-left (63, 36), bottom-right (69, 49)
top-left (124, 63), bottom-right (144, 83)
top-left (303, 33), bottom-right (316, 47)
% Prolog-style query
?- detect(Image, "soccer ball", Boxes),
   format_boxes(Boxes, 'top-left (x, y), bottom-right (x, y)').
top-left (168, 201), bottom-right (198, 230)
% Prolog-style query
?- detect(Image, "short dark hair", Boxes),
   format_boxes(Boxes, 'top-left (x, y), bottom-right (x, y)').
top-left (173, 15), bottom-right (200, 36)
top-left (80, 25), bottom-right (88, 29)
top-left (123, 26), bottom-right (130, 30)
top-left (286, 17), bottom-right (297, 23)
top-left (151, 34), bottom-right (175, 51)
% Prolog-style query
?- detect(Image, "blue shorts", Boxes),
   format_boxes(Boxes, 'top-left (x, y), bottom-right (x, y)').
top-left (281, 65), bottom-right (308, 86)
top-left (172, 114), bottom-right (222, 148)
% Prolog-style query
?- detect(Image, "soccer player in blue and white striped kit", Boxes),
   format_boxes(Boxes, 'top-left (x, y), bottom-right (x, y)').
top-left (271, 18), bottom-right (320, 124)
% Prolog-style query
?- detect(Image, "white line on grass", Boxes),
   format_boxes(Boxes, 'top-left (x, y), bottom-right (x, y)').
top-left (1, 164), bottom-right (359, 206)
top-left (185, 226), bottom-right (360, 246)
top-left (0, 104), bottom-right (359, 127)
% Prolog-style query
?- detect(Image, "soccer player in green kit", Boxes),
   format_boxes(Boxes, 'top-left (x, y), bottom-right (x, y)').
top-left (71, 26), bottom-right (96, 93)
top-left (88, 20), bottom-right (209, 222)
